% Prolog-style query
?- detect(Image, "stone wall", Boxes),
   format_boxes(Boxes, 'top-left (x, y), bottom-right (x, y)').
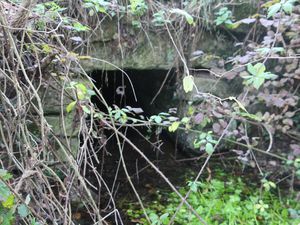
top-left (81, 18), bottom-right (234, 71)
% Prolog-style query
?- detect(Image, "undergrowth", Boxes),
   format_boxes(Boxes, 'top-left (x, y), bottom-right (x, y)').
top-left (0, 0), bottom-right (299, 224)
top-left (126, 172), bottom-right (300, 225)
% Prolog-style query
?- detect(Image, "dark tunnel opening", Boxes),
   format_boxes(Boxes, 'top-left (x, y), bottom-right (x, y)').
top-left (90, 69), bottom-right (178, 116)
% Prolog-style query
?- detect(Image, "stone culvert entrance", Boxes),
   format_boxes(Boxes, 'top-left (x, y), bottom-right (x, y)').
top-left (90, 69), bottom-right (178, 115)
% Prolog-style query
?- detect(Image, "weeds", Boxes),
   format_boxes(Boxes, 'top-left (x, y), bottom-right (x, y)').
top-left (126, 173), bottom-right (300, 225)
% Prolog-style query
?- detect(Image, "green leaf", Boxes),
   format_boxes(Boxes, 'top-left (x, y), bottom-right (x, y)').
top-left (87, 89), bottom-right (96, 97)
top-left (160, 213), bottom-right (169, 223)
top-left (226, 21), bottom-right (241, 29)
top-left (244, 63), bottom-right (276, 89)
top-left (193, 139), bottom-right (201, 149)
top-left (183, 75), bottom-right (194, 93)
top-left (188, 181), bottom-right (198, 192)
top-left (66, 101), bottom-right (76, 113)
top-left (282, 2), bottom-right (293, 14)
top-left (269, 181), bottom-right (276, 188)
top-left (181, 117), bottom-right (190, 124)
top-left (158, 112), bottom-right (170, 116)
top-left (31, 218), bottom-right (42, 225)
top-left (114, 111), bottom-right (121, 120)
top-left (18, 204), bottom-right (29, 218)
top-left (214, 7), bottom-right (233, 26)
top-left (1, 209), bottom-right (14, 225)
top-left (185, 15), bottom-right (194, 25)
top-left (73, 22), bottom-right (90, 32)
top-left (247, 64), bottom-right (256, 76)
top-left (199, 133), bottom-right (207, 140)
top-left (150, 115), bottom-right (163, 124)
top-left (0, 181), bottom-right (10, 201)
top-left (2, 194), bottom-right (14, 209)
top-left (81, 105), bottom-right (91, 114)
top-left (205, 143), bottom-right (214, 155)
top-left (253, 76), bottom-right (265, 89)
top-left (253, 63), bottom-right (266, 75)
top-left (88, 9), bottom-right (95, 16)
top-left (170, 8), bottom-right (194, 25)
top-left (263, 72), bottom-right (278, 79)
top-left (149, 213), bottom-right (159, 223)
top-left (154, 116), bottom-right (162, 124)
top-left (256, 47), bottom-right (285, 55)
top-left (168, 121), bottom-right (180, 132)
top-left (215, 18), bottom-right (223, 26)
top-left (0, 170), bottom-right (12, 181)
top-left (94, 112), bottom-right (103, 119)
top-left (75, 83), bottom-right (88, 100)
top-left (267, 3), bottom-right (281, 18)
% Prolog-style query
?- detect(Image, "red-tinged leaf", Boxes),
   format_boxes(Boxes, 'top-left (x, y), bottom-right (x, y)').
top-left (290, 144), bottom-right (300, 156)
top-left (240, 18), bottom-right (256, 24)
top-left (213, 123), bottom-right (221, 134)
top-left (283, 118), bottom-right (293, 126)
top-left (193, 113), bottom-right (204, 124)
top-left (259, 18), bottom-right (274, 27)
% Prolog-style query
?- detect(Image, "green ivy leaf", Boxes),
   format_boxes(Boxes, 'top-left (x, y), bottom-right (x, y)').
top-left (183, 75), bottom-right (194, 93)
top-left (66, 101), bottom-right (76, 113)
